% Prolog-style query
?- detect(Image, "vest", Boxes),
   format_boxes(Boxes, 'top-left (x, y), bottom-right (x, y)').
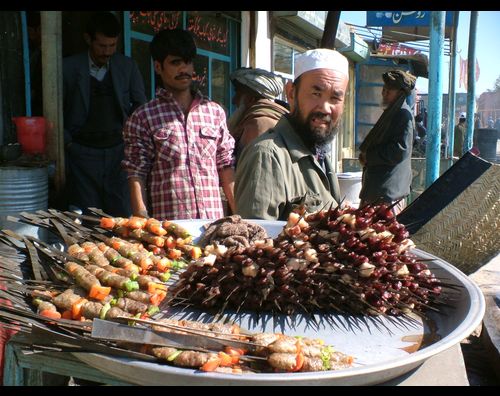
top-left (76, 71), bottom-right (123, 148)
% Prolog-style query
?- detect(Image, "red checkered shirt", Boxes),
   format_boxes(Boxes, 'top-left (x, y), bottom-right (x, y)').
top-left (122, 88), bottom-right (235, 221)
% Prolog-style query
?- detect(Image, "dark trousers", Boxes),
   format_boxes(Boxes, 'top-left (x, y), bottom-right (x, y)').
top-left (66, 142), bottom-right (131, 217)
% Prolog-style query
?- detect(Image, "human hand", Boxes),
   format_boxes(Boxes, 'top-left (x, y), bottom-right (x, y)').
top-left (135, 208), bottom-right (150, 218)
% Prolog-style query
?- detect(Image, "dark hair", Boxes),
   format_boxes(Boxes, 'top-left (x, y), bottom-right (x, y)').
top-left (150, 29), bottom-right (197, 64)
top-left (86, 12), bottom-right (121, 40)
top-left (293, 74), bottom-right (302, 88)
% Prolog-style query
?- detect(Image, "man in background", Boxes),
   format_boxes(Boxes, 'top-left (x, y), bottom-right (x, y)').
top-left (63, 12), bottom-right (146, 216)
top-left (358, 69), bottom-right (416, 215)
top-left (453, 112), bottom-right (467, 157)
top-left (228, 67), bottom-right (289, 162)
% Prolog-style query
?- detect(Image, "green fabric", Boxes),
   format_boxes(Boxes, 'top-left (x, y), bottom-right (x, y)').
top-left (453, 123), bottom-right (466, 157)
top-left (235, 116), bottom-right (340, 220)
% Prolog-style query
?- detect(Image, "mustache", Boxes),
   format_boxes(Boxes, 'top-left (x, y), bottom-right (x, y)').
top-left (175, 73), bottom-right (194, 80)
top-left (309, 112), bottom-right (332, 123)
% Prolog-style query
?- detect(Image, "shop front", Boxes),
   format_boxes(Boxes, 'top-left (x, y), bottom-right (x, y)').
top-left (124, 11), bottom-right (240, 114)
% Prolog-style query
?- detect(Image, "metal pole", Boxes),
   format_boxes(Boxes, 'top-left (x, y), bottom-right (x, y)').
top-left (425, 11), bottom-right (446, 187)
top-left (465, 11), bottom-right (478, 154)
top-left (447, 11), bottom-right (459, 159)
top-left (20, 11), bottom-right (32, 117)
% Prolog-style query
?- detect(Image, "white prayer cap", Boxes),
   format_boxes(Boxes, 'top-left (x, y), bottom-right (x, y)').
top-left (460, 112), bottom-right (466, 118)
top-left (294, 48), bottom-right (349, 81)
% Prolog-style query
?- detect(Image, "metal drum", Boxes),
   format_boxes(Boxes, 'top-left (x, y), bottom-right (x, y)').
top-left (0, 166), bottom-right (48, 240)
top-left (475, 128), bottom-right (498, 162)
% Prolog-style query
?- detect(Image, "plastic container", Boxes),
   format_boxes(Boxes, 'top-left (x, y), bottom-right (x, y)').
top-left (12, 116), bottom-right (47, 155)
top-left (337, 171), bottom-right (362, 207)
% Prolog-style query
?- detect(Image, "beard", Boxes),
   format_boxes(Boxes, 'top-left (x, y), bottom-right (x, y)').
top-left (227, 102), bottom-right (249, 135)
top-left (289, 105), bottom-right (340, 148)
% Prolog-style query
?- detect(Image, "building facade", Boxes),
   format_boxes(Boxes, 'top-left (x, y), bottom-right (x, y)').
top-left (1, 11), bottom-right (371, 190)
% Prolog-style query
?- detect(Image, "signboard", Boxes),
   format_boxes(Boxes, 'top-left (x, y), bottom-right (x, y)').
top-left (187, 12), bottom-right (230, 56)
top-left (377, 42), bottom-right (420, 56)
top-left (273, 11), bottom-right (327, 39)
top-left (367, 11), bottom-right (453, 27)
top-left (130, 11), bottom-right (182, 35)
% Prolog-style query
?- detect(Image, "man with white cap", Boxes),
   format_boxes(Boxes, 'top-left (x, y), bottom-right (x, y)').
top-left (453, 112), bottom-right (467, 157)
top-left (228, 67), bottom-right (289, 162)
top-left (234, 48), bottom-right (349, 220)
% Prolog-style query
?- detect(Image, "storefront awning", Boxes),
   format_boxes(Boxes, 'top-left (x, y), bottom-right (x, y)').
top-left (273, 11), bottom-right (370, 62)
top-left (370, 53), bottom-right (429, 78)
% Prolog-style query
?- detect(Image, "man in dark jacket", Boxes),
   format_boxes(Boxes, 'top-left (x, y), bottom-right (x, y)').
top-left (358, 69), bottom-right (416, 214)
top-left (453, 112), bottom-right (467, 157)
top-left (63, 12), bottom-right (146, 216)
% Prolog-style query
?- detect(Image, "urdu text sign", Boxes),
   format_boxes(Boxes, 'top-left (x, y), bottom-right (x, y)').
top-left (366, 11), bottom-right (453, 27)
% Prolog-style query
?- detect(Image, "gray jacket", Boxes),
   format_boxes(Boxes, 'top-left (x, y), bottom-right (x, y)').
top-left (63, 52), bottom-right (146, 145)
top-left (359, 100), bottom-right (414, 202)
top-left (235, 116), bottom-right (340, 220)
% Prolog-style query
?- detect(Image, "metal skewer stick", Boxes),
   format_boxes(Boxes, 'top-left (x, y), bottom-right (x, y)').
top-left (113, 315), bottom-right (261, 346)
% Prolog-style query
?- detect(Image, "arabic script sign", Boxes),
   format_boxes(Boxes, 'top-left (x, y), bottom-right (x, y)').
top-left (367, 11), bottom-right (453, 26)
top-left (377, 43), bottom-right (420, 56)
top-left (130, 11), bottom-right (182, 35)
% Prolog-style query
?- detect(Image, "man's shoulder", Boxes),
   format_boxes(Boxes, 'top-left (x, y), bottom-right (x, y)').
top-left (111, 52), bottom-right (137, 66)
top-left (396, 102), bottom-right (414, 121)
top-left (244, 125), bottom-right (285, 152)
top-left (132, 96), bottom-right (164, 114)
top-left (63, 52), bottom-right (86, 67)
top-left (199, 96), bottom-right (225, 113)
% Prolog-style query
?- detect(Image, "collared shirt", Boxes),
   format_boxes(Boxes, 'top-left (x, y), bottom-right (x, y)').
top-left (122, 87), bottom-right (235, 221)
top-left (88, 53), bottom-right (109, 82)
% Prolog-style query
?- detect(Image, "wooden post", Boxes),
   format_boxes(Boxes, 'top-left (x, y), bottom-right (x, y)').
top-left (40, 11), bottom-right (65, 193)
top-left (321, 11), bottom-right (341, 49)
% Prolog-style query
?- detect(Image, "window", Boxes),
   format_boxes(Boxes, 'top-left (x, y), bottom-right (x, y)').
top-left (124, 11), bottom-right (239, 113)
top-left (272, 36), bottom-right (305, 103)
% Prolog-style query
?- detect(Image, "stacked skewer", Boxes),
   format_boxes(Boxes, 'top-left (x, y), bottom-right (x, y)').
top-left (0, 208), bottom-right (356, 374)
top-left (170, 203), bottom-right (459, 318)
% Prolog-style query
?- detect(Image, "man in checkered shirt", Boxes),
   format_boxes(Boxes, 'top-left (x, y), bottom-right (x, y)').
top-left (122, 29), bottom-right (235, 221)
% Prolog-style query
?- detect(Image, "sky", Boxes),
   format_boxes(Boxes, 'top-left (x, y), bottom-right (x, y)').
top-left (340, 11), bottom-right (500, 95)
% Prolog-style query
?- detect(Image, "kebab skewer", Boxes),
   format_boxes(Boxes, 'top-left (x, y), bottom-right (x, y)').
top-left (170, 203), bottom-right (447, 317)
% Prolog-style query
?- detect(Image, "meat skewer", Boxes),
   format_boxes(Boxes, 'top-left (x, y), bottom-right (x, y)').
top-left (110, 316), bottom-right (353, 373)
top-left (170, 203), bottom-right (448, 317)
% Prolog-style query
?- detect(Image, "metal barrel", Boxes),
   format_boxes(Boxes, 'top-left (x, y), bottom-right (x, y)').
top-left (0, 166), bottom-right (48, 240)
top-left (475, 128), bottom-right (498, 162)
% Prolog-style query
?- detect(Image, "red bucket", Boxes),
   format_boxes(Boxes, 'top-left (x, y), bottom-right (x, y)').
top-left (12, 116), bottom-right (47, 155)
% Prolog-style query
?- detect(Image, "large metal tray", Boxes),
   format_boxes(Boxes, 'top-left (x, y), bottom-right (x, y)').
top-left (75, 219), bottom-right (485, 385)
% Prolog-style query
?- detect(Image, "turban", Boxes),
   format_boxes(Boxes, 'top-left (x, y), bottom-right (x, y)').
top-left (230, 68), bottom-right (284, 100)
top-left (382, 70), bottom-right (416, 95)
top-left (294, 48), bottom-right (349, 80)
